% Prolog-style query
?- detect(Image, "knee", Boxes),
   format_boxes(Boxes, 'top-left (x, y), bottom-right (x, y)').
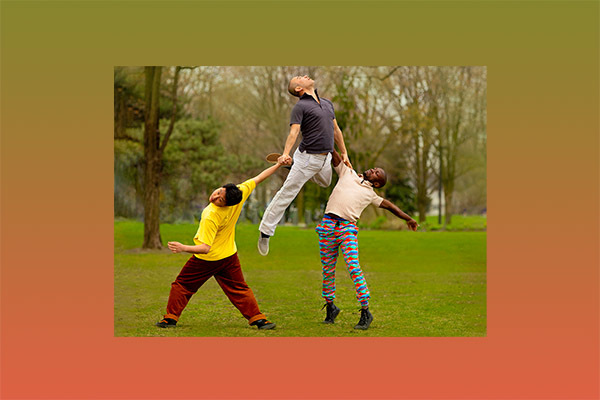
top-left (171, 281), bottom-right (195, 295)
top-left (321, 176), bottom-right (333, 187)
top-left (314, 174), bottom-right (332, 188)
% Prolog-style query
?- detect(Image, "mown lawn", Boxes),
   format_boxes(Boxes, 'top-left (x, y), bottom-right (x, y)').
top-left (421, 215), bottom-right (487, 231)
top-left (115, 220), bottom-right (486, 337)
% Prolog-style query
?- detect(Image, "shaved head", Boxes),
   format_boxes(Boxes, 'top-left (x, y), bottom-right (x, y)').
top-left (288, 77), bottom-right (300, 97)
top-left (287, 75), bottom-right (314, 97)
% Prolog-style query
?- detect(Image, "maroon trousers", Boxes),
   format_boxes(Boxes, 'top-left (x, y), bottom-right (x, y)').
top-left (165, 253), bottom-right (266, 325)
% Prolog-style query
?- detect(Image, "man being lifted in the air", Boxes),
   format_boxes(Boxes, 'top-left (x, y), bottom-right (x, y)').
top-left (258, 74), bottom-right (352, 256)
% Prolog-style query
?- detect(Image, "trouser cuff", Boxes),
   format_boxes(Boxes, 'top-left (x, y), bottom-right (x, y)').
top-left (164, 313), bottom-right (179, 321)
top-left (248, 313), bottom-right (267, 325)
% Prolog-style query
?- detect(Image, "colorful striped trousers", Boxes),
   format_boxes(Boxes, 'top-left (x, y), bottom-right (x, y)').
top-left (316, 215), bottom-right (370, 307)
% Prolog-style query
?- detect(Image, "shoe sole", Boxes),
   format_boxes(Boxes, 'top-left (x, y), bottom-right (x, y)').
top-left (156, 324), bottom-right (177, 328)
top-left (258, 323), bottom-right (276, 330)
top-left (354, 317), bottom-right (373, 330)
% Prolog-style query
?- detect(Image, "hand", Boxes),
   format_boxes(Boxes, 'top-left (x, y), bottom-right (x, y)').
top-left (277, 154), bottom-right (292, 165)
top-left (406, 219), bottom-right (419, 232)
top-left (341, 153), bottom-right (353, 169)
top-left (167, 241), bottom-right (185, 253)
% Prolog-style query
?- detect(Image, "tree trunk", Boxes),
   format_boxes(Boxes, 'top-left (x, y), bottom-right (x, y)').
top-left (143, 67), bottom-right (163, 249)
top-left (417, 197), bottom-right (427, 223)
top-left (416, 146), bottom-right (428, 223)
top-left (443, 180), bottom-right (454, 226)
top-left (297, 186), bottom-right (305, 226)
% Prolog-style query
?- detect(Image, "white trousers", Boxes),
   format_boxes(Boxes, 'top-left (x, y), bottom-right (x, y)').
top-left (259, 149), bottom-right (332, 236)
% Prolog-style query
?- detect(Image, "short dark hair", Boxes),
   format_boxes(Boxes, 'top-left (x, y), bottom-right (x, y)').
top-left (378, 169), bottom-right (388, 188)
top-left (223, 183), bottom-right (243, 206)
top-left (371, 168), bottom-right (387, 188)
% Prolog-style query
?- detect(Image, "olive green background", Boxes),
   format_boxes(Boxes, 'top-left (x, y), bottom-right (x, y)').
top-left (1, 1), bottom-right (598, 399)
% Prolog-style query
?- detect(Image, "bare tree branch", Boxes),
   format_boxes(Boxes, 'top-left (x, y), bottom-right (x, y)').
top-left (377, 66), bottom-right (401, 81)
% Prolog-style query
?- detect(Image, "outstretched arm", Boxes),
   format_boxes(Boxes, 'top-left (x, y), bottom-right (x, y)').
top-left (167, 241), bottom-right (211, 254)
top-left (333, 119), bottom-right (352, 169)
top-left (252, 161), bottom-right (283, 186)
top-left (379, 199), bottom-right (419, 231)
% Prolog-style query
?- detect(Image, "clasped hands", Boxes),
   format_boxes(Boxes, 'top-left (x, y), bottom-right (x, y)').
top-left (277, 153), bottom-right (352, 169)
top-left (277, 154), bottom-right (293, 165)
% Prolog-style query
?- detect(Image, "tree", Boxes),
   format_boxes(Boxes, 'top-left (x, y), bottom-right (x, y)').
top-left (383, 67), bottom-right (437, 223)
top-left (433, 67), bottom-right (487, 225)
top-left (328, 66), bottom-right (411, 221)
top-left (114, 66), bottom-right (485, 230)
top-left (114, 67), bottom-right (145, 219)
top-left (161, 118), bottom-right (230, 222)
top-left (214, 66), bottom-right (306, 221)
top-left (142, 66), bottom-right (182, 249)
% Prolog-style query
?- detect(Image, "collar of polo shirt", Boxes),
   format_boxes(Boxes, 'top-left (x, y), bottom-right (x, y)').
top-left (300, 88), bottom-right (320, 100)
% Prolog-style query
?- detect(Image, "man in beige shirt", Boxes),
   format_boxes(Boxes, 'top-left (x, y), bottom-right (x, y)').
top-left (317, 150), bottom-right (418, 330)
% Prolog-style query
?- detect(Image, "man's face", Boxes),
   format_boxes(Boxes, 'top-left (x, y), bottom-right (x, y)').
top-left (292, 75), bottom-right (314, 91)
top-left (209, 187), bottom-right (227, 207)
top-left (363, 168), bottom-right (386, 188)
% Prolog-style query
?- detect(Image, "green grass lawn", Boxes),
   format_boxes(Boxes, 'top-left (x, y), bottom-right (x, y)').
top-left (115, 220), bottom-right (486, 337)
top-left (420, 214), bottom-right (487, 231)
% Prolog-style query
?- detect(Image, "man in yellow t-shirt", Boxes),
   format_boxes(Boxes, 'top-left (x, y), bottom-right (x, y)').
top-left (156, 160), bottom-right (283, 330)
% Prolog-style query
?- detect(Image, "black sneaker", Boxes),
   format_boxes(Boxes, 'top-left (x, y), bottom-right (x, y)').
top-left (322, 302), bottom-right (340, 324)
top-left (155, 317), bottom-right (177, 328)
top-left (251, 319), bottom-right (276, 330)
top-left (354, 308), bottom-right (373, 330)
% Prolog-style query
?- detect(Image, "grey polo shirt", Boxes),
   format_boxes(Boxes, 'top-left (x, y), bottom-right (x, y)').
top-left (289, 90), bottom-right (335, 154)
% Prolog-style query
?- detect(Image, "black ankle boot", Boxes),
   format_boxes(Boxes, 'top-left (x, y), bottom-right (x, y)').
top-left (354, 308), bottom-right (373, 330)
top-left (322, 302), bottom-right (340, 324)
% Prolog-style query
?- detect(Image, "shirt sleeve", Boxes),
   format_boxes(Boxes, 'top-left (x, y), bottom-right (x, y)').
top-left (333, 160), bottom-right (350, 176)
top-left (194, 214), bottom-right (218, 247)
top-left (238, 179), bottom-right (256, 203)
top-left (290, 103), bottom-right (303, 125)
top-left (329, 99), bottom-right (336, 119)
top-left (371, 193), bottom-right (384, 207)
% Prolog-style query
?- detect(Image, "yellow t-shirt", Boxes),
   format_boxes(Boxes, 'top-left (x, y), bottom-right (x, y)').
top-left (193, 179), bottom-right (256, 261)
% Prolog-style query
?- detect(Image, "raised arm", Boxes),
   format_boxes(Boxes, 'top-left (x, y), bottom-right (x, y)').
top-left (379, 199), bottom-right (419, 231)
top-left (333, 119), bottom-right (352, 169)
top-left (331, 149), bottom-right (343, 168)
top-left (252, 161), bottom-right (283, 186)
top-left (279, 124), bottom-right (301, 164)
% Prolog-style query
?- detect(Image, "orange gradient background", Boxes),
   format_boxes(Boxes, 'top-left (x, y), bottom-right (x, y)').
top-left (1, 1), bottom-right (598, 399)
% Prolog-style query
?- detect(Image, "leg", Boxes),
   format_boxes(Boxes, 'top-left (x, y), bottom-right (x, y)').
top-left (259, 152), bottom-right (313, 237)
top-left (316, 217), bottom-right (341, 304)
top-left (164, 256), bottom-right (219, 321)
top-left (213, 253), bottom-right (267, 325)
top-left (310, 153), bottom-right (333, 188)
top-left (339, 227), bottom-right (370, 308)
